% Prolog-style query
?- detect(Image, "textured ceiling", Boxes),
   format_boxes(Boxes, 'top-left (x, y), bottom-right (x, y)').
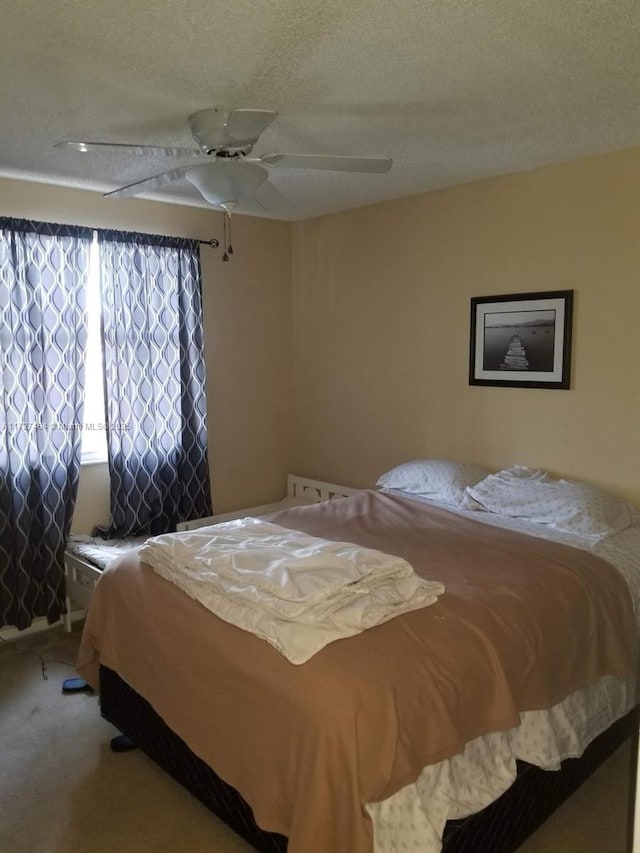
top-left (1, 0), bottom-right (639, 221)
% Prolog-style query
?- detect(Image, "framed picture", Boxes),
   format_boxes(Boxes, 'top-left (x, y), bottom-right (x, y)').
top-left (469, 290), bottom-right (573, 389)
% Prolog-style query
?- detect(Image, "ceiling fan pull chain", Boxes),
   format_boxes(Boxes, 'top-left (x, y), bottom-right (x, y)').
top-left (227, 213), bottom-right (234, 255)
top-left (222, 211), bottom-right (229, 262)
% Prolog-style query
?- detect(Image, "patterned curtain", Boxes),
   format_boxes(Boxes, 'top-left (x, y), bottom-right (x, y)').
top-left (0, 218), bottom-right (91, 630)
top-left (96, 229), bottom-right (212, 537)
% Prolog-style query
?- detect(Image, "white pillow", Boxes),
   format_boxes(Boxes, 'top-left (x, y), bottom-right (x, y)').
top-left (461, 465), bottom-right (547, 510)
top-left (376, 459), bottom-right (490, 507)
top-left (465, 466), bottom-right (639, 540)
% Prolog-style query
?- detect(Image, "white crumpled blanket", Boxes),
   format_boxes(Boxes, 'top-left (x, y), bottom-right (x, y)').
top-left (139, 518), bottom-right (444, 663)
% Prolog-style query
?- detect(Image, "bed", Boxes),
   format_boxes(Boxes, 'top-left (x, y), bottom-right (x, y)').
top-left (77, 464), bottom-right (640, 853)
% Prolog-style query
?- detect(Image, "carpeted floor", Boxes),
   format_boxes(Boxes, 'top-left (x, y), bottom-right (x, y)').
top-left (0, 624), bottom-right (634, 853)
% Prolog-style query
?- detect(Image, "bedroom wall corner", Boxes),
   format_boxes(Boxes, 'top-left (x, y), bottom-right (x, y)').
top-left (202, 211), bottom-right (295, 513)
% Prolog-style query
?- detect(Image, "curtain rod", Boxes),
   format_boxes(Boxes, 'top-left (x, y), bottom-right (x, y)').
top-left (198, 238), bottom-right (220, 249)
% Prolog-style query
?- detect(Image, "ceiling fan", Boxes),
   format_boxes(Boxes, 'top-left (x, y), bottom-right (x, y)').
top-left (55, 108), bottom-right (393, 214)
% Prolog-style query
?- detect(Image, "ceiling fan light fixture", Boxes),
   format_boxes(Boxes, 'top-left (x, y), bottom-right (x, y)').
top-left (185, 162), bottom-right (268, 207)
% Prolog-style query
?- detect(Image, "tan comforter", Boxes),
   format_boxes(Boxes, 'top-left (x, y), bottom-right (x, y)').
top-left (77, 491), bottom-right (636, 853)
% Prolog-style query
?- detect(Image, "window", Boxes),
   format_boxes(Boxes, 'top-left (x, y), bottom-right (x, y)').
top-left (80, 233), bottom-right (108, 464)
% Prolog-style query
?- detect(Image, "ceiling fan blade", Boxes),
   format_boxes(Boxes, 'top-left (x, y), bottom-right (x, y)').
top-left (55, 140), bottom-right (200, 157)
top-left (103, 164), bottom-right (195, 199)
top-left (252, 179), bottom-right (292, 211)
top-left (259, 153), bottom-right (392, 173)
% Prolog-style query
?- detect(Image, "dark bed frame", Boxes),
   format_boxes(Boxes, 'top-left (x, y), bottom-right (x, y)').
top-left (100, 665), bottom-right (638, 852)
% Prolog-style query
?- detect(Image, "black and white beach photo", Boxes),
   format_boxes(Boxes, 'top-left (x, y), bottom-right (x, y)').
top-left (482, 309), bottom-right (556, 372)
top-left (469, 291), bottom-right (573, 389)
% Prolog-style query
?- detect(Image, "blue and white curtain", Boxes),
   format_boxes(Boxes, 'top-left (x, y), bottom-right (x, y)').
top-left (0, 218), bottom-right (91, 629)
top-left (96, 230), bottom-right (212, 537)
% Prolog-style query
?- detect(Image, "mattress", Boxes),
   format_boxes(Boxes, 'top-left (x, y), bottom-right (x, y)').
top-left (77, 489), bottom-right (639, 853)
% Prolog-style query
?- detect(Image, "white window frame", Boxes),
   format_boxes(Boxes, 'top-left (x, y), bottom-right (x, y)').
top-left (80, 233), bottom-right (108, 465)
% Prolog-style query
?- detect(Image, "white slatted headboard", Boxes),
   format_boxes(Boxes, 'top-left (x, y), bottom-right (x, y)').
top-left (286, 474), bottom-right (359, 502)
top-left (177, 475), bottom-right (359, 532)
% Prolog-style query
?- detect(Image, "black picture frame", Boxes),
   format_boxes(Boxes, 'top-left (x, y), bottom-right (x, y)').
top-left (469, 290), bottom-right (573, 389)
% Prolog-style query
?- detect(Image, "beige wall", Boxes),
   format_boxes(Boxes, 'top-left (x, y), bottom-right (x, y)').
top-left (3, 145), bottom-right (639, 534)
top-left (292, 147), bottom-right (640, 506)
top-left (0, 178), bottom-right (294, 532)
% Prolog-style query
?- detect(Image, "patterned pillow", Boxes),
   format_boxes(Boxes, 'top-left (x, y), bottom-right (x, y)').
top-left (376, 459), bottom-right (490, 507)
top-left (465, 466), bottom-right (639, 540)
top-left (461, 465), bottom-right (547, 510)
